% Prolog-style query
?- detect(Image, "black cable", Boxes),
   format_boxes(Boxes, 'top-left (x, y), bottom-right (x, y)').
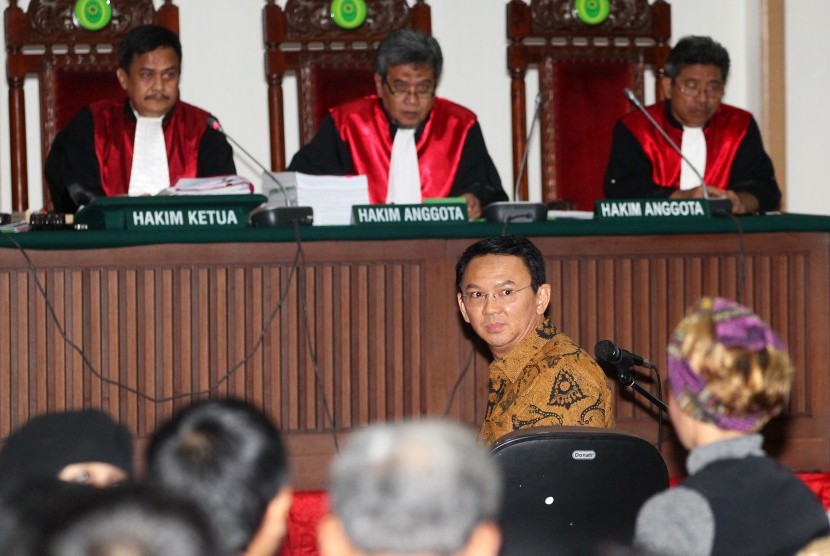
top-left (443, 345), bottom-right (477, 417)
top-left (292, 221), bottom-right (340, 453)
top-left (723, 212), bottom-right (747, 305)
top-left (649, 364), bottom-right (665, 451)
top-left (1, 231), bottom-right (302, 404)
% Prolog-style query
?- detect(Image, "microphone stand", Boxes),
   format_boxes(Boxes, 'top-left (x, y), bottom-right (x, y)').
top-left (482, 92), bottom-right (547, 224)
top-left (615, 362), bottom-right (668, 413)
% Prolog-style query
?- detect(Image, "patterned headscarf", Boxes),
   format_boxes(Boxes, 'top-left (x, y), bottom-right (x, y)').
top-left (667, 297), bottom-right (785, 432)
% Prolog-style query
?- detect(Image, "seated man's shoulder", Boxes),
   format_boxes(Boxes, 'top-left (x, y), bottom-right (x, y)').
top-left (432, 97), bottom-right (477, 121)
top-left (711, 102), bottom-right (753, 127)
top-left (331, 95), bottom-right (377, 115)
top-left (540, 328), bottom-right (586, 355)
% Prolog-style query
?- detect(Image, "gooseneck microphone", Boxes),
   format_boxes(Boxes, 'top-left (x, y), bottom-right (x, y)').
top-left (513, 91), bottom-right (542, 202)
top-left (622, 88), bottom-right (731, 216)
top-left (483, 92), bottom-right (547, 224)
top-left (207, 115), bottom-right (313, 226)
top-left (594, 339), bottom-right (654, 369)
top-left (594, 339), bottom-right (667, 413)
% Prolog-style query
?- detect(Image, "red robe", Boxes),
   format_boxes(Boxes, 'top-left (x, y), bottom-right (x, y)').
top-left (329, 96), bottom-right (476, 204)
top-left (89, 99), bottom-right (210, 197)
top-left (621, 103), bottom-right (752, 190)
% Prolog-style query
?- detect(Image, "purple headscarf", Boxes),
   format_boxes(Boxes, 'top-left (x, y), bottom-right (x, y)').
top-left (667, 297), bottom-right (785, 432)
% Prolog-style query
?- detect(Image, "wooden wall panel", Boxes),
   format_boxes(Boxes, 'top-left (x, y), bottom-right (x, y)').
top-left (0, 232), bottom-right (828, 488)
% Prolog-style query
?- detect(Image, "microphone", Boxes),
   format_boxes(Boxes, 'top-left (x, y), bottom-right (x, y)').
top-left (67, 183), bottom-right (97, 209)
top-left (594, 339), bottom-right (654, 369)
top-left (623, 88), bottom-right (731, 216)
top-left (594, 339), bottom-right (667, 413)
top-left (483, 92), bottom-right (547, 223)
top-left (514, 91), bottom-right (542, 202)
top-left (207, 115), bottom-right (313, 226)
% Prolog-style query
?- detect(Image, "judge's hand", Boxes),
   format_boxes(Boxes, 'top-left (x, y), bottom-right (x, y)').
top-left (669, 185), bottom-right (756, 215)
top-left (461, 193), bottom-right (482, 220)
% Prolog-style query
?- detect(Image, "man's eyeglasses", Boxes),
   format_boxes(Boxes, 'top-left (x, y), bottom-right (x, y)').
top-left (383, 77), bottom-right (435, 100)
top-left (460, 285), bottom-right (532, 308)
top-left (676, 79), bottom-right (725, 99)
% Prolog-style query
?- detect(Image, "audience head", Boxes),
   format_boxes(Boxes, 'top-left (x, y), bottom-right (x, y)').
top-left (0, 479), bottom-right (107, 555)
top-left (661, 36), bottom-right (730, 128)
top-left (38, 485), bottom-right (220, 556)
top-left (374, 29), bottom-right (442, 129)
top-left (0, 409), bottom-right (132, 496)
top-left (117, 24), bottom-right (182, 117)
top-left (667, 297), bottom-right (793, 445)
top-left (319, 419), bottom-right (502, 556)
top-left (145, 398), bottom-right (291, 556)
top-left (456, 235), bottom-right (551, 359)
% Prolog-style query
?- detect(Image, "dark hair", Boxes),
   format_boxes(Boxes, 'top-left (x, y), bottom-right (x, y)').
top-left (375, 29), bottom-right (443, 81)
top-left (145, 399), bottom-right (289, 554)
top-left (39, 485), bottom-right (220, 556)
top-left (118, 24), bottom-right (182, 72)
top-left (664, 35), bottom-right (730, 82)
top-left (455, 235), bottom-right (546, 293)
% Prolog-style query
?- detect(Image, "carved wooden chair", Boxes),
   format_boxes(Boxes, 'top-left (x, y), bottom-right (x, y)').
top-left (4, 0), bottom-right (179, 211)
top-left (263, 0), bottom-right (432, 171)
top-left (508, 0), bottom-right (671, 210)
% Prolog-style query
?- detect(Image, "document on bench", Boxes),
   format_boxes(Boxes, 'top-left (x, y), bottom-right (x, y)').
top-left (159, 175), bottom-right (255, 195)
top-left (263, 172), bottom-right (370, 226)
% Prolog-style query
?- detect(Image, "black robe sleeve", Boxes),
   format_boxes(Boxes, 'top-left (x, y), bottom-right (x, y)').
top-left (287, 115), bottom-right (355, 175)
top-left (45, 107), bottom-right (105, 213)
top-left (449, 122), bottom-right (508, 207)
top-left (604, 117), bottom-right (782, 212)
top-left (726, 118), bottom-right (781, 212)
top-left (197, 126), bottom-right (236, 178)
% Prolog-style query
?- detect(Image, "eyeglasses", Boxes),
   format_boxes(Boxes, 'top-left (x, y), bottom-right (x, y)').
top-left (383, 77), bottom-right (435, 100)
top-left (676, 79), bottom-right (725, 99)
top-left (461, 285), bottom-right (532, 308)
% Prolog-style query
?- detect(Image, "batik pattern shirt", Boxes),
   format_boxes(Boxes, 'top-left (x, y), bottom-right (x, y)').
top-left (480, 318), bottom-right (615, 445)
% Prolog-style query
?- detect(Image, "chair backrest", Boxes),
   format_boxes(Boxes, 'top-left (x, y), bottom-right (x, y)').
top-left (491, 426), bottom-right (669, 555)
top-left (4, 0), bottom-right (179, 211)
top-left (507, 0), bottom-right (671, 211)
top-left (263, 0), bottom-right (432, 172)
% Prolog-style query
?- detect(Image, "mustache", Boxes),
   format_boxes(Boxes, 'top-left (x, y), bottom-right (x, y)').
top-left (144, 94), bottom-right (172, 101)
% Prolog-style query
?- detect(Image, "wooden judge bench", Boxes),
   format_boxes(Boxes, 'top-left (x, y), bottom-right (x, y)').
top-left (0, 214), bottom-right (829, 488)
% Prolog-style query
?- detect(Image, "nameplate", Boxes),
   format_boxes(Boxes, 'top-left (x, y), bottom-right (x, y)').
top-left (75, 194), bottom-right (268, 230)
top-left (352, 203), bottom-right (468, 225)
top-left (595, 199), bottom-right (714, 220)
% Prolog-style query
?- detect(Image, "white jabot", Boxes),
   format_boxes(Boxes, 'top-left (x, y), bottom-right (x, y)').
top-left (386, 128), bottom-right (421, 204)
top-left (128, 114), bottom-right (169, 196)
top-left (679, 126), bottom-right (706, 190)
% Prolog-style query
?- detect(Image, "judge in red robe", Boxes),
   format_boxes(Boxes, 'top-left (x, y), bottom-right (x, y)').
top-left (45, 25), bottom-right (234, 213)
top-left (604, 36), bottom-right (780, 214)
top-left (287, 30), bottom-right (506, 220)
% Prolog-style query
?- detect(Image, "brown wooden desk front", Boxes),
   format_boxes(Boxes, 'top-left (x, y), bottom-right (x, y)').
top-left (1, 216), bottom-right (828, 488)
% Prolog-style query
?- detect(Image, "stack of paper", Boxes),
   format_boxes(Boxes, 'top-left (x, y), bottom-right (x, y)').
top-left (159, 175), bottom-right (254, 196)
top-left (263, 172), bottom-right (369, 226)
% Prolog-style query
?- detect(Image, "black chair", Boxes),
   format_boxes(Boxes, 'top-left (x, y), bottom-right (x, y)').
top-left (491, 426), bottom-right (669, 555)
